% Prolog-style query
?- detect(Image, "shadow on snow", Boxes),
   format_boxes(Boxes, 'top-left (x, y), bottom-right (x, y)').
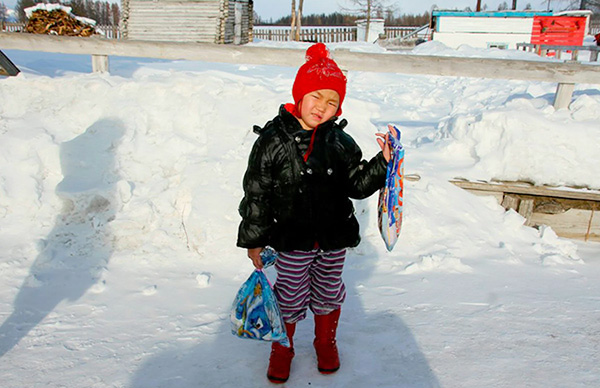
top-left (0, 118), bottom-right (125, 357)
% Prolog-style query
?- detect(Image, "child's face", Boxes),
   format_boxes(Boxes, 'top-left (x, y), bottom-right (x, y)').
top-left (297, 89), bottom-right (340, 130)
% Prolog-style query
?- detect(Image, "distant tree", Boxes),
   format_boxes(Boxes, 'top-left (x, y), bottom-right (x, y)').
top-left (253, 10), bottom-right (261, 24)
top-left (549, 0), bottom-right (600, 12)
top-left (342, 0), bottom-right (394, 40)
top-left (262, 10), bottom-right (430, 28)
top-left (15, 0), bottom-right (36, 22)
top-left (110, 2), bottom-right (119, 25)
top-left (289, 0), bottom-right (295, 39)
top-left (540, 0), bottom-right (581, 10)
top-left (1, 2), bottom-right (7, 27)
top-left (289, 0), bottom-right (304, 41)
top-left (577, 0), bottom-right (600, 9)
top-left (498, 1), bottom-right (509, 10)
top-left (524, 2), bottom-right (532, 9)
top-left (69, 0), bottom-right (86, 17)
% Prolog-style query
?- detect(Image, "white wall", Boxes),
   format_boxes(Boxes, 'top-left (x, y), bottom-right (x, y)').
top-left (434, 16), bottom-right (534, 49)
top-left (434, 32), bottom-right (532, 49)
top-left (438, 16), bottom-right (533, 34)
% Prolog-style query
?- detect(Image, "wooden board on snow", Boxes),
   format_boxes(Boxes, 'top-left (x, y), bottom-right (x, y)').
top-left (451, 179), bottom-right (600, 242)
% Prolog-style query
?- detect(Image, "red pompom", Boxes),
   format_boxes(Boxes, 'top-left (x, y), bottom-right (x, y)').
top-left (305, 43), bottom-right (330, 62)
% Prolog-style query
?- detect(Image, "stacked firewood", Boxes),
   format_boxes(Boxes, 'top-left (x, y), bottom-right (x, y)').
top-left (26, 9), bottom-right (97, 37)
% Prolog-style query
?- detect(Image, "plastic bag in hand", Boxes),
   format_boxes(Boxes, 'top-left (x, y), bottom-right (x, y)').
top-left (377, 125), bottom-right (404, 251)
top-left (230, 247), bottom-right (290, 347)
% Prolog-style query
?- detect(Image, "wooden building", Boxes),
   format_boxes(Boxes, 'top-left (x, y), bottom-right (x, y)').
top-left (121, 0), bottom-right (253, 44)
top-left (431, 10), bottom-right (591, 50)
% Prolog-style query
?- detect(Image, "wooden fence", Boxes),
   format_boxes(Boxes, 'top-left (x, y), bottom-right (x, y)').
top-left (252, 25), bottom-right (420, 43)
top-left (384, 26), bottom-right (421, 40)
top-left (1, 22), bottom-right (25, 33)
top-left (252, 26), bottom-right (357, 43)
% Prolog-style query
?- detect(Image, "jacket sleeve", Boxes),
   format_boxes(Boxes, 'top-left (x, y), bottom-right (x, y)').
top-left (339, 132), bottom-right (388, 200)
top-left (237, 135), bottom-right (274, 248)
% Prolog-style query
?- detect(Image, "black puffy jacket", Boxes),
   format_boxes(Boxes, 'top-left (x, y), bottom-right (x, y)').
top-left (237, 105), bottom-right (387, 252)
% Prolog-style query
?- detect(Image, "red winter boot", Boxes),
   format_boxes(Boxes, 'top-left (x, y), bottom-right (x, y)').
top-left (313, 309), bottom-right (341, 374)
top-left (267, 322), bottom-right (296, 384)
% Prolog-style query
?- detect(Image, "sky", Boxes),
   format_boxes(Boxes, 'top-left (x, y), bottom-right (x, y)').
top-left (253, 0), bottom-right (561, 21)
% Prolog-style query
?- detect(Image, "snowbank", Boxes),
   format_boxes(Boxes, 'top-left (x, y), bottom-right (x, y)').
top-left (0, 43), bottom-right (599, 387)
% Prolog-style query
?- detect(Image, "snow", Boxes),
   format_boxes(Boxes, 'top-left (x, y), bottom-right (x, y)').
top-left (24, 3), bottom-right (74, 18)
top-left (1, 39), bottom-right (600, 388)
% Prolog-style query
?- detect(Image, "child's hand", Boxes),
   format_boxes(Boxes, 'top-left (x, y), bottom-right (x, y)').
top-left (376, 124), bottom-right (398, 163)
top-left (248, 247), bottom-right (264, 269)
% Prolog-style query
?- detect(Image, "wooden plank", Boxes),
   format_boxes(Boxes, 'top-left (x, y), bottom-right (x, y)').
top-left (518, 198), bottom-right (535, 226)
top-left (553, 82), bottom-right (575, 110)
top-left (2, 32), bottom-right (600, 84)
top-left (502, 194), bottom-right (520, 211)
top-left (452, 179), bottom-right (600, 241)
top-left (463, 188), bottom-right (505, 204)
top-left (450, 180), bottom-right (600, 201)
top-left (92, 54), bottom-right (109, 72)
top-left (530, 209), bottom-right (599, 242)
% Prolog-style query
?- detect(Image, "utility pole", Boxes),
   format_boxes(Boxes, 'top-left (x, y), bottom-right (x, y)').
top-left (476, 0), bottom-right (482, 12)
top-left (512, 0), bottom-right (517, 10)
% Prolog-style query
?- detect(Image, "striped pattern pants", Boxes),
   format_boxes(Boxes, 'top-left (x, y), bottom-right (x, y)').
top-left (274, 248), bottom-right (346, 323)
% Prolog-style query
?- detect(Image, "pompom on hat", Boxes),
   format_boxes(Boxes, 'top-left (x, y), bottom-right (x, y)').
top-left (292, 43), bottom-right (347, 116)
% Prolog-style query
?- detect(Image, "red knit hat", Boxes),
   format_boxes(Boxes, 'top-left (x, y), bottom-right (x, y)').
top-left (292, 43), bottom-right (347, 116)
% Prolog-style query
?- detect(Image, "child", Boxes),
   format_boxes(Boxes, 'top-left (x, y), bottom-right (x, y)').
top-left (237, 43), bottom-right (392, 383)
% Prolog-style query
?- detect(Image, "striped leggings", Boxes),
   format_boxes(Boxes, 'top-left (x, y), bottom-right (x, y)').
top-left (274, 248), bottom-right (347, 324)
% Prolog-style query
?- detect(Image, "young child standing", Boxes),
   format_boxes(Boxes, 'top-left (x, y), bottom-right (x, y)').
top-left (237, 43), bottom-right (392, 383)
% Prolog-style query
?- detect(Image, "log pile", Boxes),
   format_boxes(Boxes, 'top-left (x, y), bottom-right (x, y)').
top-left (25, 9), bottom-right (97, 37)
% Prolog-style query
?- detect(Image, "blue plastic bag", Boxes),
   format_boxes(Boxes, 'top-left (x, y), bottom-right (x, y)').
top-left (377, 125), bottom-right (404, 251)
top-left (230, 247), bottom-right (290, 347)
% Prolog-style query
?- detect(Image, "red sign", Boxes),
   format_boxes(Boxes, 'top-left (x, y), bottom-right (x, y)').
top-left (531, 16), bottom-right (586, 45)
